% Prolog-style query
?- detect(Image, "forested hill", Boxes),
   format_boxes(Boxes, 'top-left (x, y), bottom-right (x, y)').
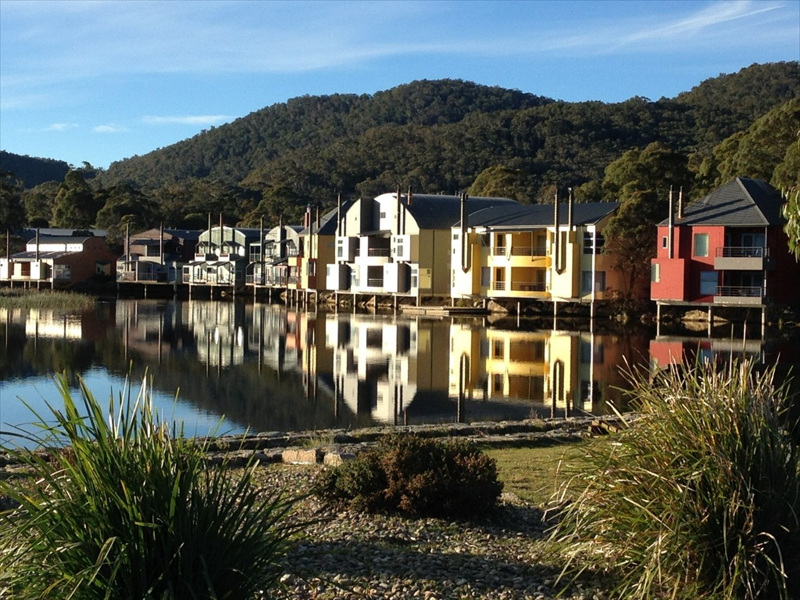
top-left (93, 62), bottom-right (799, 203)
top-left (0, 151), bottom-right (70, 189)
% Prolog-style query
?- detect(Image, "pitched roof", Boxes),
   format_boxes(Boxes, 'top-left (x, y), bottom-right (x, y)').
top-left (302, 200), bottom-right (355, 236)
top-left (664, 178), bottom-right (786, 227)
top-left (391, 193), bottom-right (518, 229)
top-left (465, 202), bottom-right (620, 228)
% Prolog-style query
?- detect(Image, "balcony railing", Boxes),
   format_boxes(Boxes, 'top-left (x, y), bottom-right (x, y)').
top-left (511, 281), bottom-right (547, 292)
top-left (492, 281), bottom-right (507, 291)
top-left (367, 278), bottom-right (385, 287)
top-left (509, 246), bottom-right (548, 257)
top-left (367, 248), bottom-right (391, 257)
top-left (716, 246), bottom-right (767, 258)
top-left (716, 286), bottom-right (763, 298)
top-left (492, 247), bottom-right (507, 257)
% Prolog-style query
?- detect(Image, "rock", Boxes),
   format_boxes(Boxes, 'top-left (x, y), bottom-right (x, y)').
top-left (281, 448), bottom-right (321, 464)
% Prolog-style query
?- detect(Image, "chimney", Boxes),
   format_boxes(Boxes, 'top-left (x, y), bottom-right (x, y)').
top-left (460, 192), bottom-right (470, 272)
top-left (35, 228), bottom-right (40, 261)
top-left (553, 189), bottom-right (561, 274)
top-left (677, 187), bottom-right (684, 220)
top-left (219, 213), bottom-right (223, 255)
top-left (337, 192), bottom-right (343, 236)
top-left (667, 186), bottom-right (674, 260)
top-left (567, 187), bottom-right (574, 230)
top-left (304, 205), bottom-right (311, 228)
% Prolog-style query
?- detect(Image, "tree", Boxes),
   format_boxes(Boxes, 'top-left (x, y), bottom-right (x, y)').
top-left (468, 165), bottom-right (529, 202)
top-left (0, 170), bottom-right (26, 232)
top-left (783, 192), bottom-right (800, 261)
top-left (602, 143), bottom-right (692, 299)
top-left (23, 181), bottom-right (59, 227)
top-left (51, 170), bottom-right (103, 228)
top-left (95, 182), bottom-right (159, 247)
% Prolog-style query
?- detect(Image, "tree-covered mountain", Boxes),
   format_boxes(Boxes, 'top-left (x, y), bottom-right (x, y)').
top-left (92, 62), bottom-right (798, 202)
top-left (0, 151), bottom-right (70, 189)
top-left (1, 61), bottom-right (797, 247)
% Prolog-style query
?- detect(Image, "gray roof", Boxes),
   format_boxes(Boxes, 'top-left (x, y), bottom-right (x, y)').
top-left (662, 178), bottom-right (786, 227)
top-left (306, 200), bottom-right (355, 236)
top-left (464, 202), bottom-right (620, 228)
top-left (402, 194), bottom-right (519, 229)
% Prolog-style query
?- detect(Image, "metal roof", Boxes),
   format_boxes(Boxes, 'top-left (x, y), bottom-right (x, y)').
top-left (465, 202), bottom-right (620, 229)
top-left (398, 194), bottom-right (519, 229)
top-left (660, 178), bottom-right (786, 227)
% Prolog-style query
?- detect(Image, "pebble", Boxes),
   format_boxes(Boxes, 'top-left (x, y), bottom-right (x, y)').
top-left (249, 464), bottom-right (609, 600)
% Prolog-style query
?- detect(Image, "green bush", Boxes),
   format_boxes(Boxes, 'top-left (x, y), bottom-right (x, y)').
top-left (0, 373), bottom-right (305, 600)
top-left (549, 359), bottom-right (800, 600)
top-left (314, 433), bottom-right (503, 519)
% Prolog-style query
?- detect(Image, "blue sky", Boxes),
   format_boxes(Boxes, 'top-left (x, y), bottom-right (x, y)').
top-left (1, 0), bottom-right (798, 170)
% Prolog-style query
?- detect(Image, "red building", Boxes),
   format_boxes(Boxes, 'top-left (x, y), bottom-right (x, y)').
top-left (651, 178), bottom-right (798, 307)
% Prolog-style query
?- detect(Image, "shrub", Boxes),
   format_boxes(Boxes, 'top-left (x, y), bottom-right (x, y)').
top-left (314, 433), bottom-right (502, 519)
top-left (0, 373), bottom-right (305, 600)
top-left (549, 358), bottom-right (800, 600)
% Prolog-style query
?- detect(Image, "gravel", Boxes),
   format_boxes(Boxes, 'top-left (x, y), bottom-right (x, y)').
top-left (252, 464), bottom-right (610, 600)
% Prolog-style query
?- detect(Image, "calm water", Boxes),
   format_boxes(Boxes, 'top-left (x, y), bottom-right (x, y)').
top-left (1, 299), bottom-right (798, 447)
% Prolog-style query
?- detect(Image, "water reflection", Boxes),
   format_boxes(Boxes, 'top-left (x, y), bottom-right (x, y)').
top-left (1, 299), bottom-right (797, 443)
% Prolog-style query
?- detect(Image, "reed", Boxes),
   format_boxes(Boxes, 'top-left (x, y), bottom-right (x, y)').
top-left (0, 289), bottom-right (95, 310)
top-left (0, 373), bottom-right (305, 599)
top-left (548, 358), bottom-right (800, 599)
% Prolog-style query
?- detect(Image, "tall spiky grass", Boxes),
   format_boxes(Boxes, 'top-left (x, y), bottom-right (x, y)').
top-left (0, 373), bottom-right (304, 599)
top-left (549, 358), bottom-right (800, 600)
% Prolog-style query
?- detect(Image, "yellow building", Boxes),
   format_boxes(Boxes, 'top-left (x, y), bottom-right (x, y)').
top-left (450, 201), bottom-right (620, 303)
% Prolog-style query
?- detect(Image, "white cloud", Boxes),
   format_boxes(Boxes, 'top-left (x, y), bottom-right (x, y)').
top-left (142, 115), bottom-right (232, 126)
top-left (46, 123), bottom-right (79, 132)
top-left (93, 124), bottom-right (128, 133)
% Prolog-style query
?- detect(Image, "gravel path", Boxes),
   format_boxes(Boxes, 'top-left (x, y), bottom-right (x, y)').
top-left (253, 464), bottom-right (610, 600)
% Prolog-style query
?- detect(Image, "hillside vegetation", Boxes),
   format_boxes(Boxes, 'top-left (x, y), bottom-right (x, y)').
top-left (1, 62), bottom-right (798, 244)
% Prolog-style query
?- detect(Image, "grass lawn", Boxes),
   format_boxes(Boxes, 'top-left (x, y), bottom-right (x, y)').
top-left (486, 440), bottom-right (592, 507)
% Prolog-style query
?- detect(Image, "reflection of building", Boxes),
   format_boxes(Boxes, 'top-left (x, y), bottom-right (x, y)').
top-left (183, 301), bottom-right (248, 368)
top-left (0, 306), bottom-right (109, 343)
top-left (449, 323), bottom-right (640, 416)
top-left (0, 231), bottom-right (117, 289)
top-left (650, 335), bottom-right (765, 368)
top-left (324, 314), bottom-right (451, 423)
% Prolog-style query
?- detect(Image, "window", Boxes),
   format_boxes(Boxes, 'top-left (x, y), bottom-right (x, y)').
top-left (581, 270), bottom-right (606, 293)
top-left (699, 271), bottom-right (717, 295)
top-left (481, 267), bottom-right (491, 287)
top-left (694, 233), bottom-right (709, 257)
top-left (661, 236), bottom-right (668, 249)
top-left (651, 263), bottom-right (660, 283)
top-left (379, 211), bottom-right (387, 219)
top-left (583, 231), bottom-right (605, 255)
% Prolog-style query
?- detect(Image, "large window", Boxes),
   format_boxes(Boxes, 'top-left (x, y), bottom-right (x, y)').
top-left (694, 233), bottom-right (709, 257)
top-left (582, 270), bottom-right (606, 293)
top-left (699, 271), bottom-right (717, 295)
top-left (481, 267), bottom-right (491, 287)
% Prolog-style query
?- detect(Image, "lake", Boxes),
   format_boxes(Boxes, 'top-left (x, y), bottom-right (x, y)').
top-left (1, 298), bottom-right (798, 447)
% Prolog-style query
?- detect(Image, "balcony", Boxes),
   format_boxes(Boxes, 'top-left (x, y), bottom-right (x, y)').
top-left (714, 286), bottom-right (764, 305)
top-left (714, 246), bottom-right (772, 271)
top-left (510, 245), bottom-right (548, 257)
